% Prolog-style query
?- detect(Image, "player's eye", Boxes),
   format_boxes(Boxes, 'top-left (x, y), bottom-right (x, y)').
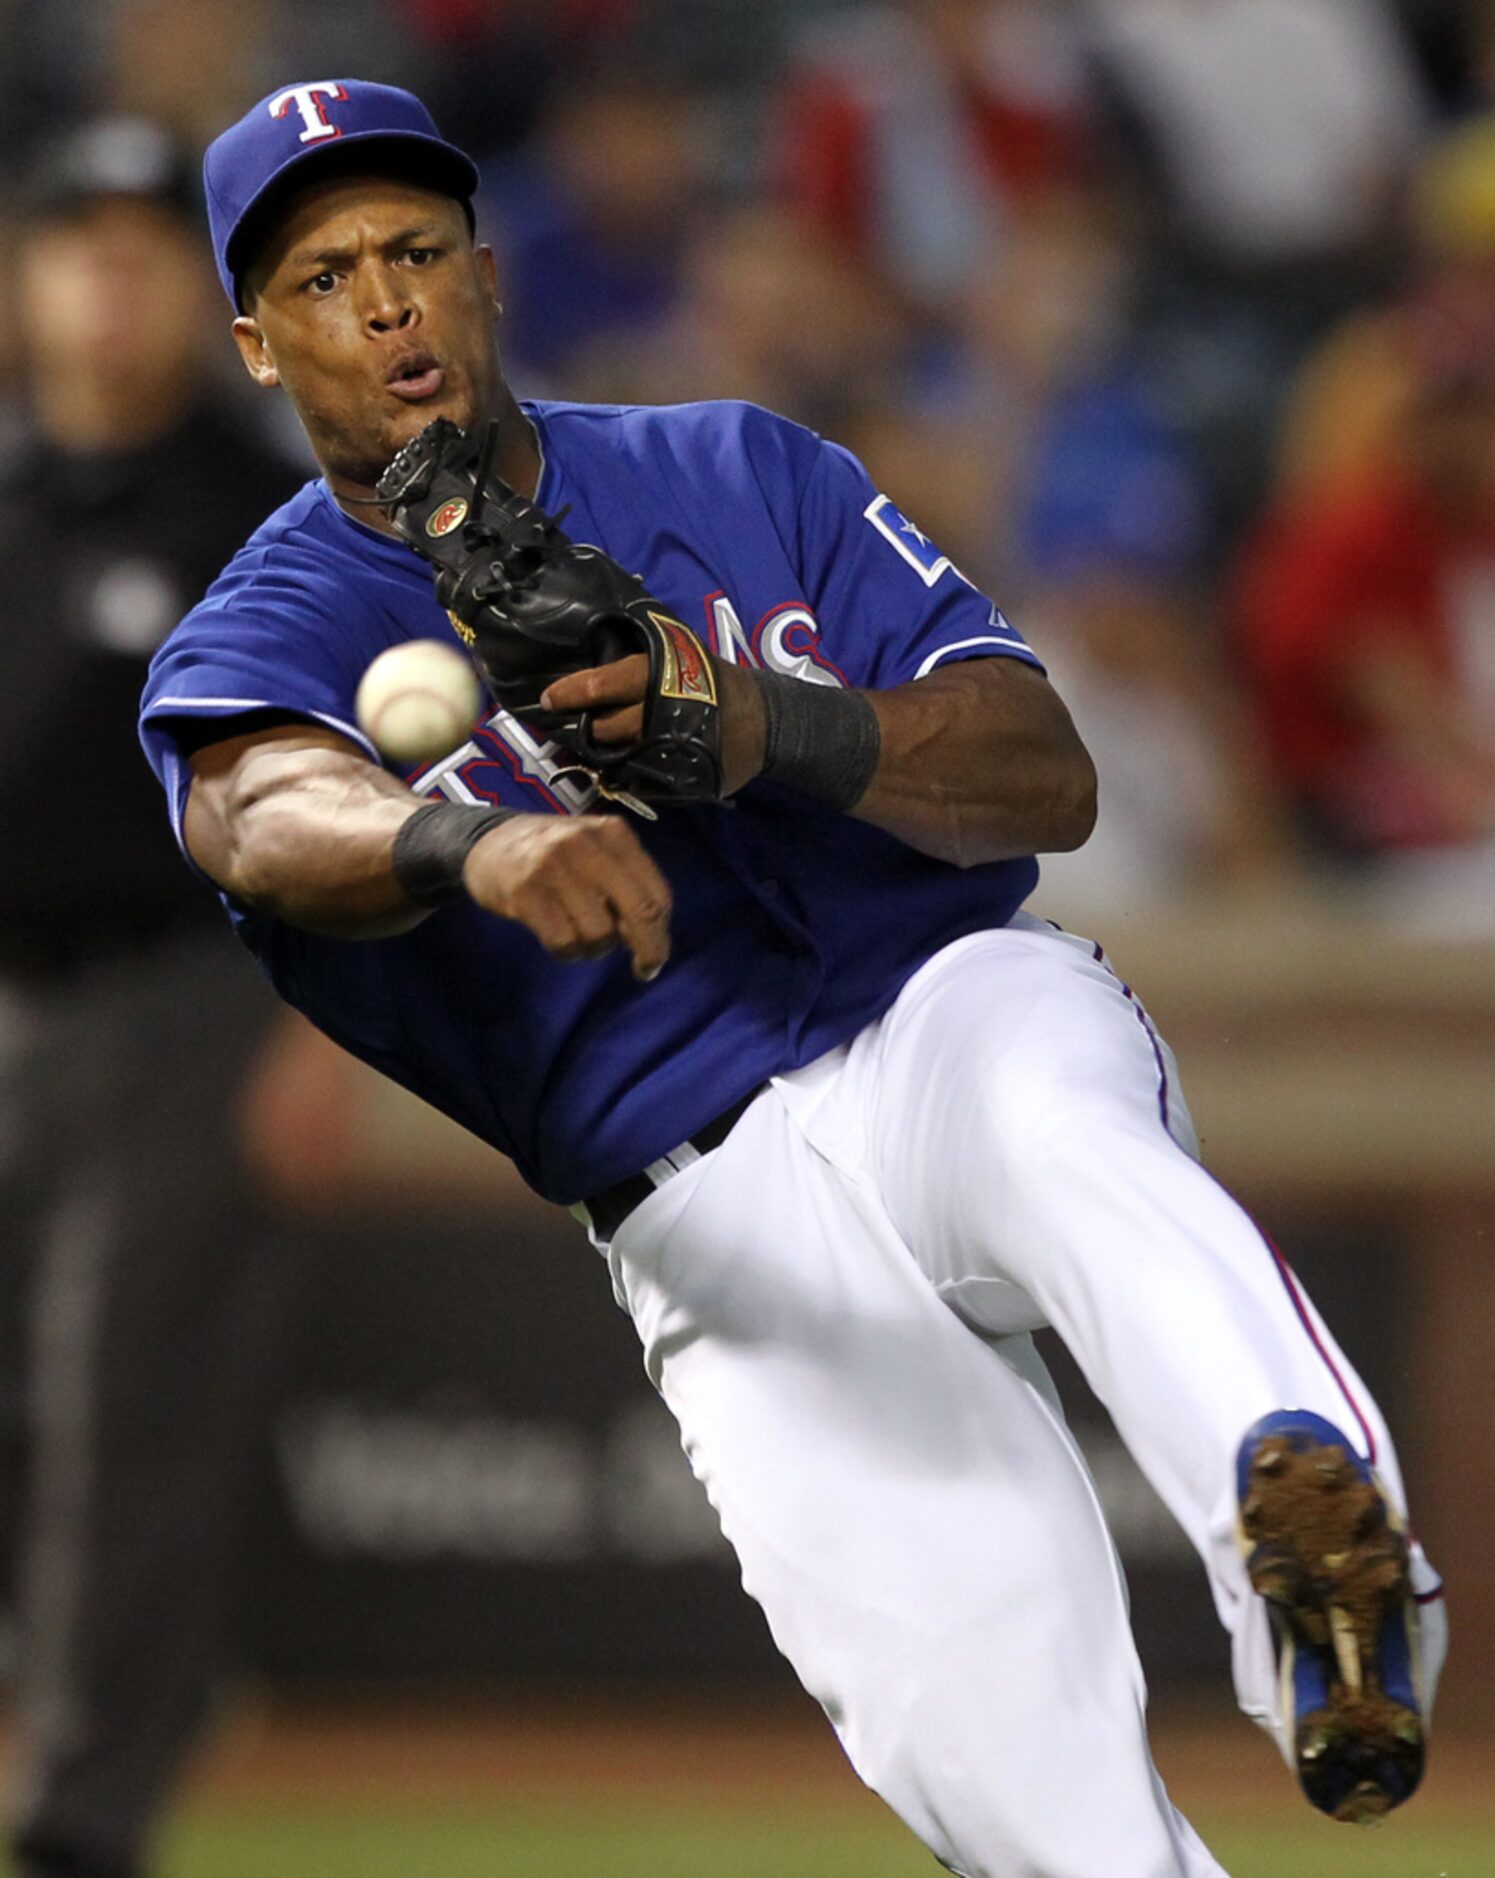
top-left (304, 271), bottom-right (339, 296)
top-left (404, 246), bottom-right (438, 266)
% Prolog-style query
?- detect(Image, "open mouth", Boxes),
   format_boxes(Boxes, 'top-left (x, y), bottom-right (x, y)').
top-left (387, 353), bottom-right (446, 402)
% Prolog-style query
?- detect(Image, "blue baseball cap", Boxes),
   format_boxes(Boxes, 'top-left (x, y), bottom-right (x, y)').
top-left (204, 79), bottom-right (479, 309)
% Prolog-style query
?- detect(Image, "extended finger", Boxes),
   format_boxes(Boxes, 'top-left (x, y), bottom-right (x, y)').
top-left (588, 703), bottom-right (646, 745)
top-left (552, 876), bottom-right (624, 957)
top-left (585, 828), bottom-right (672, 981)
top-left (541, 654), bottom-right (649, 716)
top-left (514, 886), bottom-right (607, 963)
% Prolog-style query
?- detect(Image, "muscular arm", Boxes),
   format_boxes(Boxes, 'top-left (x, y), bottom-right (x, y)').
top-left (181, 722), bottom-right (674, 973)
top-left (850, 657), bottom-right (1097, 867)
top-left (547, 654), bottom-right (1098, 869)
top-left (185, 724), bottom-right (427, 937)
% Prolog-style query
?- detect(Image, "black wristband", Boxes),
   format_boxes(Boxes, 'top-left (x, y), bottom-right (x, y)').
top-left (392, 801), bottom-right (518, 908)
top-left (754, 671), bottom-right (881, 811)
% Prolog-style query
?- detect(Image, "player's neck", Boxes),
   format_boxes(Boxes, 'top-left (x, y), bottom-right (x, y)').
top-left (327, 390), bottom-right (540, 536)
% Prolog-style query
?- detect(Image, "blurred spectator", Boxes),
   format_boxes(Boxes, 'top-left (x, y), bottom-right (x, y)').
top-left (102, 0), bottom-right (288, 151)
top-left (0, 120), bottom-right (309, 1878)
top-left (582, 201), bottom-right (913, 435)
top-left (1015, 352), bottom-right (1282, 910)
top-left (1236, 313), bottom-right (1495, 859)
top-left (485, 65), bottom-right (710, 388)
top-left (1031, 592), bottom-right (1283, 914)
top-left (1089, 0), bottom-right (1432, 544)
top-left (1278, 113), bottom-right (1495, 492)
top-left (0, 0), bottom-right (422, 166)
top-left (936, 187), bottom-right (1145, 585)
top-left (777, 0), bottom-right (1097, 309)
top-left (402, 0), bottom-right (646, 164)
top-left (1090, 0), bottom-right (1425, 267)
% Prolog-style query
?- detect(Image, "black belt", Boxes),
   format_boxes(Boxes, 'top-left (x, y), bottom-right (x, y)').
top-left (582, 1084), bottom-right (766, 1241)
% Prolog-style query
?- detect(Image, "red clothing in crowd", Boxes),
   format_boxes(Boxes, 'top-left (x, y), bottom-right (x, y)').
top-left (783, 66), bottom-right (1087, 260)
top-left (776, 6), bottom-right (1092, 300)
top-left (1236, 476), bottom-right (1495, 851)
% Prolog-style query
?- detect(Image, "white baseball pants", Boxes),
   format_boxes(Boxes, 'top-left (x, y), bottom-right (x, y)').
top-left (593, 916), bottom-right (1443, 1878)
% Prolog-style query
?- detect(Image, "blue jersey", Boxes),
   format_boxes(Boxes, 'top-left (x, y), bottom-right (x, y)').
top-left (141, 400), bottom-right (1043, 1203)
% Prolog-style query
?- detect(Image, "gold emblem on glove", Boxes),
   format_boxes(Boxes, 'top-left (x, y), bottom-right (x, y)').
top-left (650, 613), bottom-right (717, 704)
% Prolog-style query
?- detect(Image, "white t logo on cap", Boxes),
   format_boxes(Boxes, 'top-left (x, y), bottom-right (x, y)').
top-left (269, 82), bottom-right (348, 144)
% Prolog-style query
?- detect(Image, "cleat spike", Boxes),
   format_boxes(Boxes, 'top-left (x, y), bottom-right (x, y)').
top-left (1328, 1607), bottom-right (1363, 1693)
top-left (1337, 1782), bottom-right (1392, 1827)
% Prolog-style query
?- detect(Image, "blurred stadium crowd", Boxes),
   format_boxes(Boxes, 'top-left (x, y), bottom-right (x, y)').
top-left (1, 4), bottom-right (1494, 1877)
top-left (7, 0), bottom-right (1495, 911)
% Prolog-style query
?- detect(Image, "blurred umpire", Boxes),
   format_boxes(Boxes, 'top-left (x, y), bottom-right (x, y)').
top-left (0, 120), bottom-right (306, 1878)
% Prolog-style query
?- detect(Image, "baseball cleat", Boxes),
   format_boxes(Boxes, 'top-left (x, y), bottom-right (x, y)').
top-left (1236, 1409), bottom-right (1425, 1826)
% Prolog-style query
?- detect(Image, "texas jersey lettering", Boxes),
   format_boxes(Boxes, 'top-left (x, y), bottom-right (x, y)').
top-left (416, 587), bottom-right (861, 814)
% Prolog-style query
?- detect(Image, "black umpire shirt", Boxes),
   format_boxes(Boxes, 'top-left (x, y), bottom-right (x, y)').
top-left (0, 403), bottom-right (301, 982)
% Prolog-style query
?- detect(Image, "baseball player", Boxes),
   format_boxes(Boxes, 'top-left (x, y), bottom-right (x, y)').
top-left (140, 81), bottom-right (1445, 1877)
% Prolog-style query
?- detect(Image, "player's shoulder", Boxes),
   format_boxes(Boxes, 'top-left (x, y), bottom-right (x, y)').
top-left (165, 479), bottom-right (389, 660)
top-left (527, 397), bottom-right (824, 485)
top-left (204, 478), bottom-right (394, 598)
top-left (145, 477), bottom-right (410, 708)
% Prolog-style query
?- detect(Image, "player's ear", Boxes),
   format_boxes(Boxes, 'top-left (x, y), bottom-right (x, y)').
top-left (232, 315), bottom-right (281, 389)
top-left (475, 243), bottom-right (500, 311)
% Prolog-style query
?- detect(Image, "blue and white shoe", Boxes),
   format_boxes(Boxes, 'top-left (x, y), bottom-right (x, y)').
top-left (1236, 1409), bottom-right (1427, 1826)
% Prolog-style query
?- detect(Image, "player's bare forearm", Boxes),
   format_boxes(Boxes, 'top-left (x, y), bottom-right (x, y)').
top-left (184, 723), bottom-right (674, 973)
top-left (854, 659), bottom-right (1097, 867)
top-left (185, 724), bottom-right (431, 937)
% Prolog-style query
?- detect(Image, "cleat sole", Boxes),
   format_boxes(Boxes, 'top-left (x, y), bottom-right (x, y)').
top-left (1239, 1426), bottom-right (1424, 1823)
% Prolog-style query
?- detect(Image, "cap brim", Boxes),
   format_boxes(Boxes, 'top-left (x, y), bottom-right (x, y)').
top-left (226, 129), bottom-right (479, 307)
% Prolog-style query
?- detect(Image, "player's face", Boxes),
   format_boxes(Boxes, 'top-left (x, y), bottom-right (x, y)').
top-left (233, 174), bottom-right (501, 488)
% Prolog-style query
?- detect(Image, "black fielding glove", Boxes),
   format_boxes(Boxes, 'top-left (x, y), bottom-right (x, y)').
top-left (376, 418), bottom-right (723, 809)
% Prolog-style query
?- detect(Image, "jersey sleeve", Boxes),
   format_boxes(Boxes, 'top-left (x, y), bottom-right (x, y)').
top-left (139, 548), bottom-right (380, 868)
top-left (787, 427), bottom-right (1043, 688)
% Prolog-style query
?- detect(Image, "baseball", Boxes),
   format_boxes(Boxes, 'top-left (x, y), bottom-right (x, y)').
top-left (356, 638), bottom-right (481, 764)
